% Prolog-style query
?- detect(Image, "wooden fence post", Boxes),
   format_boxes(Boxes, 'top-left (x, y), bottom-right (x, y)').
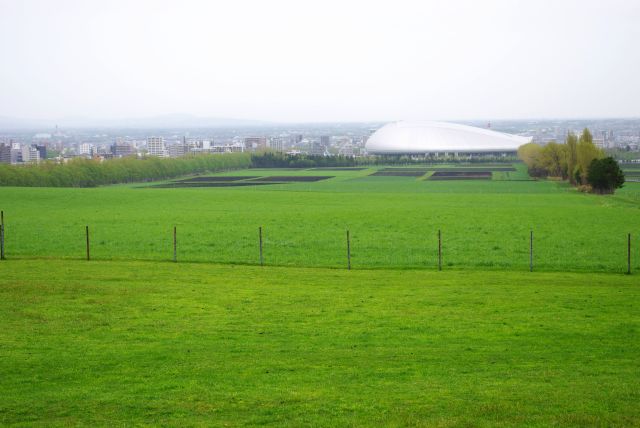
top-left (85, 225), bottom-right (90, 261)
top-left (259, 226), bottom-right (263, 266)
top-left (173, 226), bottom-right (177, 263)
top-left (0, 210), bottom-right (4, 260)
top-left (347, 230), bottom-right (351, 270)
top-left (438, 229), bottom-right (442, 271)
top-left (628, 233), bottom-right (631, 275)
top-left (0, 224), bottom-right (4, 261)
top-left (530, 230), bottom-right (533, 272)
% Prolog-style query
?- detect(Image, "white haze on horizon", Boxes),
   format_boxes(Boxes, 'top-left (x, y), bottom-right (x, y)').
top-left (0, 0), bottom-right (639, 123)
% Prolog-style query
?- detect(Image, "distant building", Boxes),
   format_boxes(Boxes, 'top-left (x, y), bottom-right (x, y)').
top-left (10, 143), bottom-right (21, 164)
top-left (211, 143), bottom-right (244, 153)
top-left (366, 121), bottom-right (530, 156)
top-left (111, 142), bottom-right (133, 157)
top-left (268, 137), bottom-right (284, 152)
top-left (78, 143), bottom-right (93, 156)
top-left (21, 145), bottom-right (40, 163)
top-left (339, 145), bottom-right (354, 156)
top-left (0, 143), bottom-right (11, 164)
top-left (147, 137), bottom-right (168, 157)
top-left (309, 140), bottom-right (327, 156)
top-left (168, 143), bottom-right (186, 158)
top-left (244, 137), bottom-right (267, 151)
top-left (33, 144), bottom-right (47, 160)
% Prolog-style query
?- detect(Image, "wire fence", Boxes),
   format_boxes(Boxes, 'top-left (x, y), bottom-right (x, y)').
top-left (0, 211), bottom-right (636, 274)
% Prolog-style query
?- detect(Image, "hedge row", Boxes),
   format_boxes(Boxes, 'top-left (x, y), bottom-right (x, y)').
top-left (0, 153), bottom-right (250, 187)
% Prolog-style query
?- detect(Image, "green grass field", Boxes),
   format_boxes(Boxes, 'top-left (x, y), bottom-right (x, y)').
top-left (1, 165), bottom-right (640, 425)
top-left (1, 165), bottom-right (638, 272)
top-left (1, 260), bottom-right (639, 426)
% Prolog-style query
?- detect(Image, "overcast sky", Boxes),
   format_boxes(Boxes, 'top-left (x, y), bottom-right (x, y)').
top-left (0, 0), bottom-right (638, 123)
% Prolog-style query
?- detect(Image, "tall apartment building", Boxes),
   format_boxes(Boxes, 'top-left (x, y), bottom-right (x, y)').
top-left (21, 145), bottom-right (40, 163)
top-left (78, 143), bottom-right (93, 156)
top-left (33, 144), bottom-right (47, 160)
top-left (268, 137), bottom-right (284, 152)
top-left (0, 143), bottom-right (11, 164)
top-left (147, 137), bottom-right (168, 157)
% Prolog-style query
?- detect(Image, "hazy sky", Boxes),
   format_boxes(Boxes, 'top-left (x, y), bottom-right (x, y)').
top-left (1, 0), bottom-right (639, 122)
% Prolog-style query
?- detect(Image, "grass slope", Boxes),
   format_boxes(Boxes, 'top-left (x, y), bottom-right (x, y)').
top-left (0, 260), bottom-right (638, 426)
top-left (1, 166), bottom-right (639, 272)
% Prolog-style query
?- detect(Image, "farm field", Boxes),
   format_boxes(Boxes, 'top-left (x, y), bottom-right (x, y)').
top-left (0, 164), bottom-right (639, 272)
top-left (0, 259), bottom-right (638, 426)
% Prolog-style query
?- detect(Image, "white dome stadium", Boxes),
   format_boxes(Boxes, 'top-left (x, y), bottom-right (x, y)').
top-left (366, 121), bottom-right (531, 154)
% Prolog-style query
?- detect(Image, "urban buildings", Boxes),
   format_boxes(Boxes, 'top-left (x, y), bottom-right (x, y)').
top-left (147, 137), bottom-right (168, 157)
top-left (0, 143), bottom-right (11, 164)
top-left (0, 119), bottom-right (638, 165)
top-left (268, 137), bottom-right (285, 152)
top-left (243, 137), bottom-right (267, 151)
top-left (111, 142), bottom-right (133, 157)
top-left (20, 145), bottom-right (40, 163)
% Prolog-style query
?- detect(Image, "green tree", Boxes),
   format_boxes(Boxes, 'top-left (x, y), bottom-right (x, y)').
top-left (565, 132), bottom-right (578, 184)
top-left (0, 153), bottom-right (251, 187)
top-left (587, 157), bottom-right (625, 194)
top-left (518, 142), bottom-right (546, 177)
top-left (576, 128), bottom-right (603, 184)
top-left (541, 141), bottom-right (567, 178)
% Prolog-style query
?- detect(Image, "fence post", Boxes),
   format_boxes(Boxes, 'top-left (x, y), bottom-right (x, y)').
top-left (530, 230), bottom-right (533, 272)
top-left (0, 210), bottom-right (4, 260)
top-left (259, 226), bottom-right (263, 266)
top-left (628, 233), bottom-right (631, 275)
top-left (0, 224), bottom-right (4, 261)
top-left (438, 229), bottom-right (442, 271)
top-left (85, 225), bottom-right (90, 261)
top-left (173, 226), bottom-right (177, 263)
top-left (347, 230), bottom-right (351, 270)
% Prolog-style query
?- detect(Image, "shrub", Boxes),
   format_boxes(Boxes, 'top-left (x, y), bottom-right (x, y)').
top-left (586, 157), bottom-right (625, 194)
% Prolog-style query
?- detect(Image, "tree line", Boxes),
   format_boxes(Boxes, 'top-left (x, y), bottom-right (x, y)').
top-left (0, 153), bottom-right (250, 187)
top-left (250, 152), bottom-right (519, 168)
top-left (518, 128), bottom-right (624, 194)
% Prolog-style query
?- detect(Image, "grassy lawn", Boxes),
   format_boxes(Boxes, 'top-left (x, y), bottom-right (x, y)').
top-left (0, 260), bottom-right (638, 426)
top-left (0, 166), bottom-right (639, 272)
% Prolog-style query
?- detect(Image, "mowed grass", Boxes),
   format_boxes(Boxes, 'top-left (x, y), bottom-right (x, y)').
top-left (1, 165), bottom-right (639, 272)
top-left (0, 260), bottom-right (638, 426)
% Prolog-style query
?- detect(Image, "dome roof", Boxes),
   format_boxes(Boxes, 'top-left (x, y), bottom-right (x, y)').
top-left (366, 121), bottom-right (531, 154)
